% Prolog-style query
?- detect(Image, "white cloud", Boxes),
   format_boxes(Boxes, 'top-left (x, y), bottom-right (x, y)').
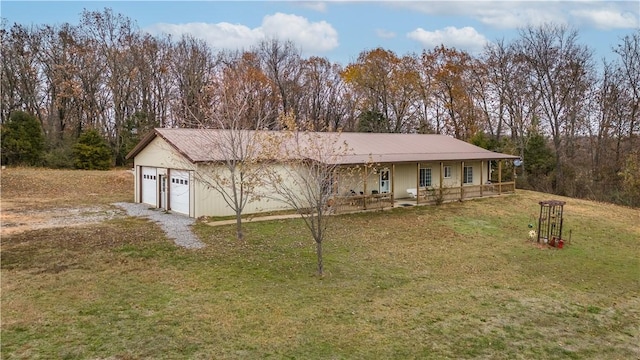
top-left (147, 22), bottom-right (262, 50)
top-left (376, 28), bottom-right (396, 39)
top-left (475, 7), bottom-right (568, 29)
top-left (392, 1), bottom-right (638, 30)
top-left (146, 13), bottom-right (339, 55)
top-left (261, 13), bottom-right (339, 52)
top-left (298, 2), bottom-right (327, 13)
top-left (407, 26), bottom-right (489, 53)
top-left (571, 9), bottom-right (639, 29)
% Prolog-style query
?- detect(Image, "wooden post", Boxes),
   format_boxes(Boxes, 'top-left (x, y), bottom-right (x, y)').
top-left (391, 163), bottom-right (395, 207)
top-left (513, 162), bottom-right (517, 193)
top-left (416, 162), bottom-right (420, 205)
top-left (498, 160), bottom-right (502, 195)
top-left (440, 162), bottom-right (444, 200)
top-left (363, 165), bottom-right (367, 210)
top-left (480, 161), bottom-right (484, 197)
top-left (460, 161), bottom-right (465, 200)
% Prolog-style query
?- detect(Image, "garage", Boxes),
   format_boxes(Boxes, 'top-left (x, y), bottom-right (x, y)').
top-left (141, 166), bottom-right (157, 206)
top-left (170, 170), bottom-right (190, 215)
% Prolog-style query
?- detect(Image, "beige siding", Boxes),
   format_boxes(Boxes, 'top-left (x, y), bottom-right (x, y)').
top-left (192, 163), bottom-right (297, 217)
top-left (394, 163), bottom-right (418, 198)
top-left (135, 137), bottom-right (196, 171)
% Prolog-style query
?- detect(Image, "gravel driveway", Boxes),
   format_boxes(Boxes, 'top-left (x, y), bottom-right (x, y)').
top-left (114, 202), bottom-right (205, 249)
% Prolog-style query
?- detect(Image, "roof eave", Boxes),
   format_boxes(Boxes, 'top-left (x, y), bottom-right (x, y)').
top-left (125, 129), bottom-right (158, 160)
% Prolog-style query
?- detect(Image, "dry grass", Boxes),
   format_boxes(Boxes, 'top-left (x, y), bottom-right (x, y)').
top-left (0, 167), bottom-right (133, 210)
top-left (1, 168), bottom-right (639, 359)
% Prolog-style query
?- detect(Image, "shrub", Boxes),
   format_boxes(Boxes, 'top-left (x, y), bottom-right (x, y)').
top-left (72, 129), bottom-right (112, 170)
top-left (44, 144), bottom-right (75, 169)
top-left (0, 111), bottom-right (45, 166)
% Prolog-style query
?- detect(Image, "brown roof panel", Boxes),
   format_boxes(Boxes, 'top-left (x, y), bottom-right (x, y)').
top-left (127, 128), bottom-right (518, 164)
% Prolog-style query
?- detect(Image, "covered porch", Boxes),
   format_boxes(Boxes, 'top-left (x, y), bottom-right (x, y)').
top-left (329, 159), bottom-right (517, 214)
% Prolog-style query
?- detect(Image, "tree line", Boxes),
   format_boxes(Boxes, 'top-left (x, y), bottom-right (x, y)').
top-left (1, 8), bottom-right (638, 206)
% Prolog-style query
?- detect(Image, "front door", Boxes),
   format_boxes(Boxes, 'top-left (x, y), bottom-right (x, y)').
top-left (379, 169), bottom-right (390, 193)
top-left (159, 175), bottom-right (167, 209)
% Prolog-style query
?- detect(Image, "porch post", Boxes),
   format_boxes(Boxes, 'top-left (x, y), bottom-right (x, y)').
top-left (460, 161), bottom-right (465, 200)
top-left (498, 160), bottom-right (503, 195)
top-left (513, 162), bottom-right (517, 192)
top-left (363, 165), bottom-right (367, 210)
top-left (440, 162), bottom-right (444, 199)
top-left (391, 163), bottom-right (395, 207)
top-left (416, 162), bottom-right (420, 205)
top-left (480, 161), bottom-right (484, 197)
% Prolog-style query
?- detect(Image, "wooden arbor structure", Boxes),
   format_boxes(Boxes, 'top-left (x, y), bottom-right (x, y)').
top-left (537, 200), bottom-right (566, 247)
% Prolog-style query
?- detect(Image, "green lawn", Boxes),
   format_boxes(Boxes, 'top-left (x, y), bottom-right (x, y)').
top-left (1, 169), bottom-right (638, 359)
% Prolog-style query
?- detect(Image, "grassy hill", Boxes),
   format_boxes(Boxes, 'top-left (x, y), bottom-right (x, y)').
top-left (1, 168), bottom-right (638, 359)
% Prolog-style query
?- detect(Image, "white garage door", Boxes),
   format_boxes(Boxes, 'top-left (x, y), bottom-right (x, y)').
top-left (170, 170), bottom-right (190, 215)
top-left (141, 167), bottom-right (157, 206)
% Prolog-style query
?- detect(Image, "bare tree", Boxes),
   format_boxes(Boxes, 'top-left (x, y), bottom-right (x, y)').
top-left (298, 56), bottom-right (346, 131)
top-left (256, 39), bottom-right (302, 125)
top-left (1, 22), bottom-right (44, 125)
top-left (263, 115), bottom-right (354, 276)
top-left (517, 23), bottom-right (594, 195)
top-left (483, 40), bottom-right (540, 178)
top-left (193, 51), bottom-right (276, 241)
top-left (613, 30), bottom-right (640, 152)
top-left (170, 35), bottom-right (217, 127)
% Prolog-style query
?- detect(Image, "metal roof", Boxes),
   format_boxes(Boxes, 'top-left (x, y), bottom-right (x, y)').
top-left (126, 128), bottom-right (519, 165)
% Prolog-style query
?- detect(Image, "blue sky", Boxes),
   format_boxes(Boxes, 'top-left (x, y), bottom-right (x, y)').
top-left (2, 1), bottom-right (638, 65)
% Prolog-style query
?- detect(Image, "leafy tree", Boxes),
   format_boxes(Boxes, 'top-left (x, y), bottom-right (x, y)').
top-left (342, 48), bottom-right (420, 133)
top-left (44, 141), bottom-right (75, 169)
top-left (421, 45), bottom-right (479, 140)
top-left (357, 110), bottom-right (388, 133)
top-left (618, 151), bottom-right (640, 207)
top-left (118, 112), bottom-right (156, 166)
top-left (524, 132), bottom-right (555, 178)
top-left (1, 111), bottom-right (45, 166)
top-left (72, 129), bottom-right (112, 170)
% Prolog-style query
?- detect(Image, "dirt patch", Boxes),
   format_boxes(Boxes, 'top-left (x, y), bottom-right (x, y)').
top-left (1, 167), bottom-right (134, 235)
top-left (1, 206), bottom-right (127, 236)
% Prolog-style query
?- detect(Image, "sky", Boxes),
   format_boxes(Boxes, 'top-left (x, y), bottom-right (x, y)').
top-left (1, 1), bottom-right (638, 65)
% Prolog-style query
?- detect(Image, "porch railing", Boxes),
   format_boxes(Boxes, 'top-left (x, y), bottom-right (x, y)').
top-left (329, 181), bottom-right (515, 214)
top-left (415, 182), bottom-right (516, 203)
top-left (332, 193), bottom-right (394, 214)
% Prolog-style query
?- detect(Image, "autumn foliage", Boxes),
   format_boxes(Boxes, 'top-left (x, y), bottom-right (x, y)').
top-left (1, 9), bottom-right (638, 206)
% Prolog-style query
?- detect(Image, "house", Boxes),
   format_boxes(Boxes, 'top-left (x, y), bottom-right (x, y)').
top-left (126, 129), bottom-right (519, 217)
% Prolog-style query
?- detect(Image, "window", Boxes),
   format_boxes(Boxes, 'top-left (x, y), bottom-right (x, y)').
top-left (419, 168), bottom-right (432, 187)
top-left (443, 166), bottom-right (452, 179)
top-left (463, 166), bottom-right (473, 184)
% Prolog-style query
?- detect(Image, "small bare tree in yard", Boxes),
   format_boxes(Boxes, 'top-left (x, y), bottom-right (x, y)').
top-left (263, 115), bottom-right (353, 276)
top-left (191, 51), bottom-right (275, 241)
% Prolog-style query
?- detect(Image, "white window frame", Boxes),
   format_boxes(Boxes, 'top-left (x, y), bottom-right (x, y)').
top-left (419, 167), bottom-right (432, 187)
top-left (463, 166), bottom-right (473, 184)
top-left (443, 166), bottom-right (452, 179)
